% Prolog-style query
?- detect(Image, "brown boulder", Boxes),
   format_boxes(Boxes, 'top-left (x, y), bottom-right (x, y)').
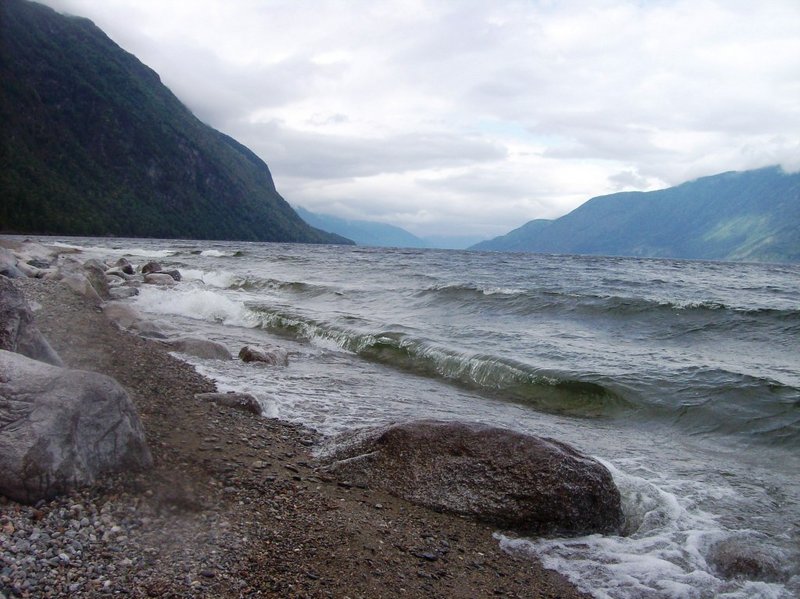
top-left (320, 420), bottom-right (623, 536)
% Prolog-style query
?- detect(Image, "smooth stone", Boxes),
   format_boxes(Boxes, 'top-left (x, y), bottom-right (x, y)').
top-left (159, 269), bottom-right (182, 282)
top-left (140, 261), bottom-right (162, 275)
top-left (114, 258), bottom-right (134, 275)
top-left (143, 273), bottom-right (176, 286)
top-left (165, 337), bottom-right (232, 360)
top-left (320, 419), bottom-right (624, 536)
top-left (194, 392), bottom-right (262, 416)
top-left (238, 345), bottom-right (289, 366)
top-left (108, 286), bottom-right (139, 301)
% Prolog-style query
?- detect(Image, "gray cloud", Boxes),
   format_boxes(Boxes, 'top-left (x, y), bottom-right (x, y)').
top-left (234, 121), bottom-right (506, 179)
top-left (39, 0), bottom-right (800, 238)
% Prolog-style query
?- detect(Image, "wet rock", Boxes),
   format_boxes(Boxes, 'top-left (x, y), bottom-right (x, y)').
top-left (160, 269), bottom-right (182, 282)
top-left (0, 277), bottom-right (62, 366)
top-left (109, 286), bottom-right (139, 300)
top-left (114, 258), bottom-right (135, 275)
top-left (165, 337), bottom-right (232, 360)
top-left (320, 420), bottom-right (623, 536)
top-left (140, 262), bottom-right (162, 275)
top-left (239, 345), bottom-right (289, 366)
top-left (132, 321), bottom-right (167, 339)
top-left (143, 273), bottom-right (176, 286)
top-left (0, 351), bottom-right (152, 503)
top-left (104, 267), bottom-right (133, 281)
top-left (708, 538), bottom-right (786, 582)
top-left (195, 392), bottom-right (262, 416)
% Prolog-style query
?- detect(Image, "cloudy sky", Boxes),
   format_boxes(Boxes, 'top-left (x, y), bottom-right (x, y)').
top-left (41, 0), bottom-right (800, 244)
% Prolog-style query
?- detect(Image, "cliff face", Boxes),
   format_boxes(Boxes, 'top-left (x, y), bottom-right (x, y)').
top-left (0, 0), bottom-right (351, 244)
top-left (471, 167), bottom-right (800, 263)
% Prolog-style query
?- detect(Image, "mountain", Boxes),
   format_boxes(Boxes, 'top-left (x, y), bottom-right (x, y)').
top-left (295, 206), bottom-right (427, 248)
top-left (0, 0), bottom-right (350, 245)
top-left (471, 167), bottom-right (800, 263)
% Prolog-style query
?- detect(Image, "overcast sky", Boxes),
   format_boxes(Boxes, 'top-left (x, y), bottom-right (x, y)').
top-left (41, 0), bottom-right (800, 243)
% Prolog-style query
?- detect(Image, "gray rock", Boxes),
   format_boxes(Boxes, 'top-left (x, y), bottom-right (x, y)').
top-left (320, 420), bottom-right (624, 536)
top-left (114, 258), bottom-right (134, 275)
top-left (131, 321), bottom-right (166, 339)
top-left (143, 273), bottom-right (176, 286)
top-left (0, 248), bottom-right (24, 279)
top-left (82, 260), bottom-right (111, 300)
top-left (0, 350), bottom-right (152, 504)
top-left (238, 345), bottom-right (289, 366)
top-left (708, 538), bottom-right (787, 582)
top-left (62, 274), bottom-right (102, 305)
top-left (160, 269), bottom-right (182, 282)
top-left (0, 277), bottom-right (63, 366)
top-left (140, 261), bottom-right (162, 275)
top-left (165, 337), bottom-right (232, 360)
top-left (104, 268), bottom-right (132, 281)
top-left (108, 287), bottom-right (139, 301)
top-left (15, 262), bottom-right (45, 279)
top-left (27, 259), bottom-right (51, 270)
top-left (102, 304), bottom-right (141, 330)
top-left (194, 392), bottom-right (262, 416)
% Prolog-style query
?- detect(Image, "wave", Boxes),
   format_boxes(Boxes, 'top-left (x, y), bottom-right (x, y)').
top-left (669, 372), bottom-right (800, 447)
top-left (197, 249), bottom-right (245, 257)
top-left (50, 242), bottom-right (179, 259)
top-left (412, 284), bottom-right (800, 324)
top-left (247, 306), bottom-right (629, 417)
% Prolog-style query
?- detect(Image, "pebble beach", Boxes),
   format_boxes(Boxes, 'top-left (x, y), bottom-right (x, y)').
top-left (1, 271), bottom-right (588, 598)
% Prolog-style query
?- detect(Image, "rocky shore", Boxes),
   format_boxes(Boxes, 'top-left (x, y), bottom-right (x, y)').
top-left (1, 240), bottom-right (594, 598)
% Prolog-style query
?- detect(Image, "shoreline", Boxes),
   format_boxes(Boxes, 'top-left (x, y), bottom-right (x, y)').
top-left (2, 274), bottom-right (590, 598)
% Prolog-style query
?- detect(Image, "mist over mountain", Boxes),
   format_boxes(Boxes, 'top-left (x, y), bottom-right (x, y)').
top-left (295, 206), bottom-right (427, 248)
top-left (471, 167), bottom-right (800, 263)
top-left (0, 0), bottom-right (350, 244)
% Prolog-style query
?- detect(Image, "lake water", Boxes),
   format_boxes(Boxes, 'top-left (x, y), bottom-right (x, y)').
top-left (52, 237), bottom-right (800, 598)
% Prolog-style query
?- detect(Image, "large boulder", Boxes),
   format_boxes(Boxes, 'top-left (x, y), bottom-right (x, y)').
top-left (320, 420), bottom-right (624, 536)
top-left (0, 350), bottom-right (153, 503)
top-left (0, 277), bottom-right (63, 366)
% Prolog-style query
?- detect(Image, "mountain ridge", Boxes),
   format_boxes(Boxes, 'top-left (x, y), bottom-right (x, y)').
top-left (295, 206), bottom-right (427, 248)
top-left (0, 0), bottom-right (351, 245)
top-left (471, 167), bottom-right (800, 263)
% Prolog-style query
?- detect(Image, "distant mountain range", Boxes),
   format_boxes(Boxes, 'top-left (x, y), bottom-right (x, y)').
top-left (295, 207), bottom-right (427, 248)
top-left (471, 167), bottom-right (800, 263)
top-left (0, 0), bottom-right (350, 244)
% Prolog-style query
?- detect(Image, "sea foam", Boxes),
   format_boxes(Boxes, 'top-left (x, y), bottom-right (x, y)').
top-left (134, 286), bottom-right (255, 327)
top-left (497, 460), bottom-right (797, 599)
